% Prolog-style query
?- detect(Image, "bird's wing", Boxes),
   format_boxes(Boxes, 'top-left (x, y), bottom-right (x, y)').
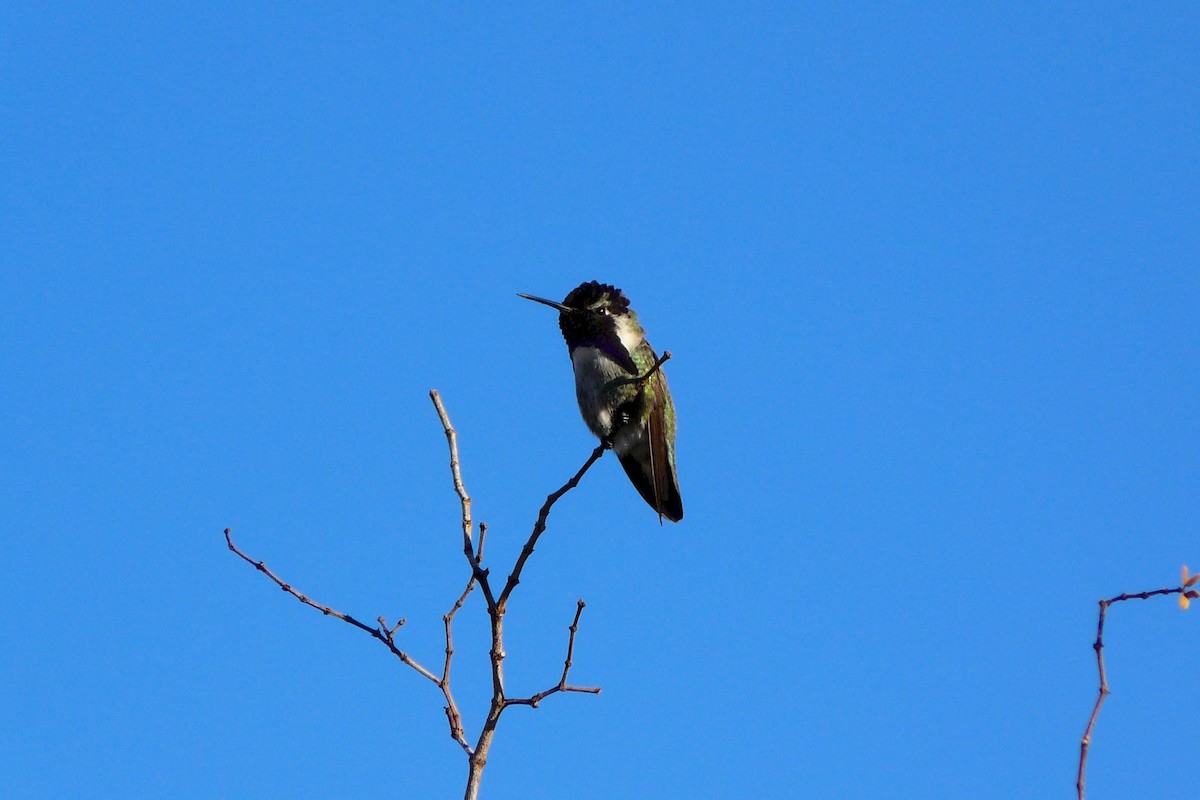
top-left (647, 370), bottom-right (683, 523)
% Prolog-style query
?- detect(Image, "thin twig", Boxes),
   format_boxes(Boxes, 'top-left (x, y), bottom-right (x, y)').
top-left (443, 579), bottom-right (477, 683)
top-left (227, 391), bottom-right (606, 800)
top-left (425, 396), bottom-right (605, 800)
top-left (496, 444), bottom-right (607, 612)
top-left (223, 528), bottom-right (439, 684)
top-left (430, 393), bottom-right (472, 541)
top-left (506, 600), bottom-right (602, 708)
top-left (1077, 585), bottom-right (1187, 800)
top-left (605, 350), bottom-right (672, 391)
top-left (430, 390), bottom-right (499, 614)
top-left (477, 522), bottom-right (489, 563)
top-left (377, 616), bottom-right (406, 638)
top-left (441, 576), bottom-right (477, 755)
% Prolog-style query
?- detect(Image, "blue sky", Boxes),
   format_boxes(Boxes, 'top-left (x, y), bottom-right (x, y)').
top-left (2, 3), bottom-right (1197, 798)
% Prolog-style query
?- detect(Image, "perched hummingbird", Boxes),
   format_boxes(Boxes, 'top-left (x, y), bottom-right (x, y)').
top-left (519, 281), bottom-right (683, 523)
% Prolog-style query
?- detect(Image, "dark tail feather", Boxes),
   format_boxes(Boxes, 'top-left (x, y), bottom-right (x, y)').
top-left (617, 447), bottom-right (683, 523)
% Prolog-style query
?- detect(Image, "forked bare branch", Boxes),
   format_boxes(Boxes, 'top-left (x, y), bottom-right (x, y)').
top-left (1077, 581), bottom-right (1195, 800)
top-left (223, 528), bottom-right (440, 684)
top-left (506, 600), bottom-right (602, 708)
top-left (226, 390), bottom-right (604, 800)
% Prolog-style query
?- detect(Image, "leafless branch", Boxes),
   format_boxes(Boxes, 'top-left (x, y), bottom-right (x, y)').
top-left (439, 575), bottom-right (477, 755)
top-left (497, 443), bottom-right (607, 612)
top-left (606, 349), bottom-right (672, 392)
top-left (1077, 582), bottom-right (1193, 800)
top-left (476, 522), bottom-right (489, 563)
top-left (431, 390), bottom-right (499, 615)
top-left (506, 600), bottom-right (602, 708)
top-left (223, 528), bottom-right (441, 684)
top-left (425, 394), bottom-right (606, 800)
top-left (226, 390), bottom-right (605, 800)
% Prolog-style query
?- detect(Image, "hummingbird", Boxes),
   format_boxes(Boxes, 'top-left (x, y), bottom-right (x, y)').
top-left (519, 281), bottom-right (683, 523)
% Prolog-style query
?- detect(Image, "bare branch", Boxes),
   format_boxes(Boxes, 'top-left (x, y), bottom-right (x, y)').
top-left (223, 528), bottom-right (439, 684)
top-left (426, 394), bottom-right (605, 800)
top-left (476, 522), bottom-right (489, 564)
top-left (377, 616), bottom-right (406, 638)
top-left (429, 391), bottom-right (474, 553)
top-left (443, 579), bottom-right (476, 683)
top-left (430, 390), bottom-right (499, 614)
top-left (228, 390), bottom-right (605, 800)
top-left (441, 576), bottom-right (477, 755)
top-left (506, 600), bottom-right (602, 708)
top-left (1077, 584), bottom-right (1188, 800)
top-left (605, 350), bottom-right (672, 391)
top-left (497, 444), bottom-right (607, 612)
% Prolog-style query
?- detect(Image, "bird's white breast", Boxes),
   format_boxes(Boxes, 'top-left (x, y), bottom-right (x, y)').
top-left (570, 345), bottom-right (627, 438)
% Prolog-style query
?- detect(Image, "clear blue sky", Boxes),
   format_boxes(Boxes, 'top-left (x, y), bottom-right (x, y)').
top-left (2, 4), bottom-right (1197, 798)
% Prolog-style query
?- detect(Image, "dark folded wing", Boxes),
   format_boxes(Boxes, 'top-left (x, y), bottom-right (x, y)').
top-left (647, 373), bottom-right (683, 523)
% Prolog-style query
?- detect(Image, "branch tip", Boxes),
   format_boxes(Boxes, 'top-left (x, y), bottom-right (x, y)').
top-left (1078, 582), bottom-right (1189, 799)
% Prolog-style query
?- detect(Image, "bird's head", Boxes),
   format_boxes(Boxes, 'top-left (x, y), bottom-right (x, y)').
top-left (519, 281), bottom-right (637, 347)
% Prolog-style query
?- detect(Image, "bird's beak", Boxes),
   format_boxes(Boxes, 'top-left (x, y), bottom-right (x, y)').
top-left (517, 293), bottom-right (572, 313)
